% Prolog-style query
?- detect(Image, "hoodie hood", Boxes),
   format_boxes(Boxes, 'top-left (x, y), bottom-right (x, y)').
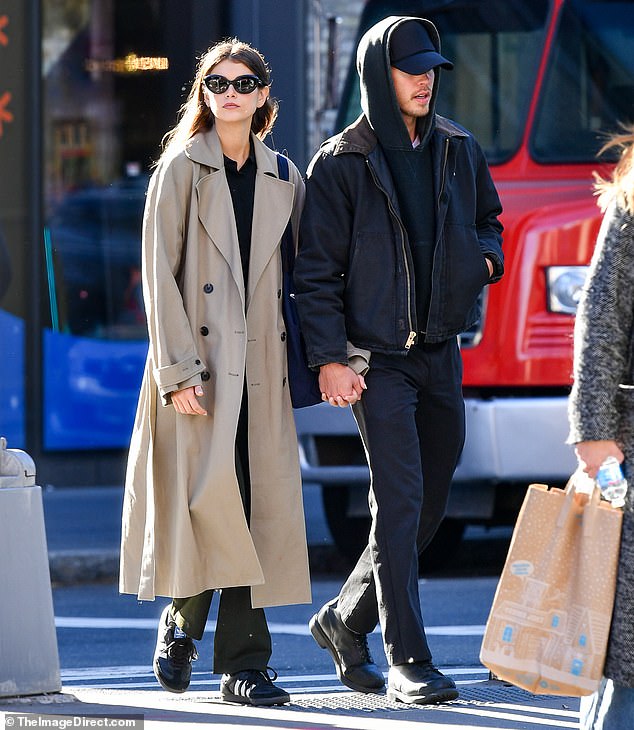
top-left (356, 16), bottom-right (446, 150)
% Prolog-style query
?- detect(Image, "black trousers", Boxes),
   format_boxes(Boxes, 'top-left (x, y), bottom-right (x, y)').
top-left (170, 392), bottom-right (272, 675)
top-left (336, 339), bottom-right (465, 666)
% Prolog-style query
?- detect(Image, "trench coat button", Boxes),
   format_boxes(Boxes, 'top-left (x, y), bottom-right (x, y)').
top-left (277, 289), bottom-right (282, 298)
top-left (195, 359), bottom-right (201, 365)
top-left (200, 326), bottom-right (209, 336)
top-left (203, 283), bottom-right (214, 293)
top-left (201, 371), bottom-right (210, 381)
top-left (281, 332), bottom-right (286, 342)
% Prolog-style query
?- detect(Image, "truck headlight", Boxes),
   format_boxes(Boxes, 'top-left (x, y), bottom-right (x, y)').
top-left (546, 266), bottom-right (588, 314)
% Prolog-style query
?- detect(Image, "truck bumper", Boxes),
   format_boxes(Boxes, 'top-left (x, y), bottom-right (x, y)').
top-left (457, 395), bottom-right (577, 481)
top-left (294, 395), bottom-right (577, 485)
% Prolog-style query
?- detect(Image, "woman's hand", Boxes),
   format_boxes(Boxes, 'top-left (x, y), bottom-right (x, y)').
top-left (171, 385), bottom-right (207, 415)
top-left (575, 439), bottom-right (624, 479)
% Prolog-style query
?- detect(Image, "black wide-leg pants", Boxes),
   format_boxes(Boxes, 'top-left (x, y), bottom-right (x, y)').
top-left (336, 339), bottom-right (465, 666)
top-left (170, 391), bottom-right (272, 675)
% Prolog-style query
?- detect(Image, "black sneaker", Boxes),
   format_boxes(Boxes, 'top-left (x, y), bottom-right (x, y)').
top-left (153, 605), bottom-right (198, 693)
top-left (220, 668), bottom-right (290, 706)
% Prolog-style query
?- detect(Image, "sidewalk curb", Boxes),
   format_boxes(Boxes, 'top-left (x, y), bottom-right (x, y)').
top-left (49, 545), bottom-right (351, 586)
top-left (49, 550), bottom-right (120, 585)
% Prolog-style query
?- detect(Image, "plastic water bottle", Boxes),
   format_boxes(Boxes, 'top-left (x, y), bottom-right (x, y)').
top-left (596, 456), bottom-right (628, 508)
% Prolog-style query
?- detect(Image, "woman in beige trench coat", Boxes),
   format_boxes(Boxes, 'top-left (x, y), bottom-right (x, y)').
top-left (119, 39), bottom-right (310, 706)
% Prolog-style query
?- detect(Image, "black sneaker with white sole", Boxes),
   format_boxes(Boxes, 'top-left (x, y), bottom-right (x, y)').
top-left (220, 668), bottom-right (290, 706)
top-left (153, 605), bottom-right (198, 693)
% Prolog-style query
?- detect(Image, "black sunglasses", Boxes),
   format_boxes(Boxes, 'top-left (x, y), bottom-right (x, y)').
top-left (203, 74), bottom-right (265, 95)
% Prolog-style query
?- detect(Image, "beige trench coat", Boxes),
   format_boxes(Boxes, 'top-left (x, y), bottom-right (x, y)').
top-left (119, 128), bottom-right (311, 608)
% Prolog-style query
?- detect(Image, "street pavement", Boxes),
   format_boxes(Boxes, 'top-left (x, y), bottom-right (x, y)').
top-left (0, 485), bottom-right (581, 728)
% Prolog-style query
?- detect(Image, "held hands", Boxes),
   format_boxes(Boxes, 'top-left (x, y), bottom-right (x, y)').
top-left (171, 365), bottom-right (369, 412)
top-left (172, 385), bottom-right (207, 415)
top-left (319, 363), bottom-right (366, 407)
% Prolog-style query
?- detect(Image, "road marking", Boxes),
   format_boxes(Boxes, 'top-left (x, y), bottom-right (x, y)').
top-left (433, 704), bottom-right (578, 728)
top-left (59, 676), bottom-right (579, 730)
top-left (65, 685), bottom-right (579, 730)
top-left (60, 665), bottom-right (490, 694)
top-left (61, 666), bottom-right (489, 683)
top-left (59, 665), bottom-right (580, 728)
top-left (55, 616), bottom-right (485, 636)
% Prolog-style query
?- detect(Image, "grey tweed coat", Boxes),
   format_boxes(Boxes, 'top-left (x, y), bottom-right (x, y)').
top-left (568, 202), bottom-right (634, 687)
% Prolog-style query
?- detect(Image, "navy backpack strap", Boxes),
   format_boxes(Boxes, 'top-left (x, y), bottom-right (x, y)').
top-left (276, 150), bottom-right (290, 181)
top-left (276, 152), bottom-right (294, 274)
top-left (275, 152), bottom-right (321, 408)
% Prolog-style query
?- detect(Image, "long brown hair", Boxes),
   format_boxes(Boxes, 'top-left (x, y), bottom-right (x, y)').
top-left (160, 38), bottom-right (278, 160)
top-left (594, 124), bottom-right (634, 214)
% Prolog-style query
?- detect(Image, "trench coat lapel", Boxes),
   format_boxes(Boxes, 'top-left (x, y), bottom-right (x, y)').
top-left (196, 171), bottom-right (245, 298)
top-left (248, 140), bottom-right (295, 309)
top-left (186, 131), bottom-right (295, 308)
top-left (188, 131), bottom-right (245, 299)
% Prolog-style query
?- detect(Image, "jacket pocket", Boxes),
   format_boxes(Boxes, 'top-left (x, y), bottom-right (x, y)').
top-left (345, 232), bottom-right (398, 344)
top-left (441, 223), bottom-right (490, 330)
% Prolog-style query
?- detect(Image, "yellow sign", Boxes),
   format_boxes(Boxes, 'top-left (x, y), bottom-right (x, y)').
top-left (85, 54), bottom-right (169, 74)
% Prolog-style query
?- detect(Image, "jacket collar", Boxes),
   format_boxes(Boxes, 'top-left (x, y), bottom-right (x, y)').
top-left (333, 113), bottom-right (467, 157)
top-left (185, 126), bottom-right (279, 177)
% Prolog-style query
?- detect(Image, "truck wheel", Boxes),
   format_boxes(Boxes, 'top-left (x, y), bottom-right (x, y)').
top-left (322, 485), bottom-right (465, 573)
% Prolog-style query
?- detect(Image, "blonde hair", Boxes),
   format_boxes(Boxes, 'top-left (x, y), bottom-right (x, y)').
top-left (594, 124), bottom-right (634, 214)
top-left (160, 38), bottom-right (278, 160)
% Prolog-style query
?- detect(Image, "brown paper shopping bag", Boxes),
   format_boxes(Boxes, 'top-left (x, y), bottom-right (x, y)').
top-left (480, 480), bottom-right (622, 696)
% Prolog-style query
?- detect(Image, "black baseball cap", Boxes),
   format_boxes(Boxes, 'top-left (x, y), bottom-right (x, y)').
top-left (389, 21), bottom-right (453, 75)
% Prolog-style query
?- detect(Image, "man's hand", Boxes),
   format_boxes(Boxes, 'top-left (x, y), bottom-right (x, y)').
top-left (485, 257), bottom-right (494, 277)
top-left (575, 439), bottom-right (624, 479)
top-left (172, 385), bottom-right (207, 415)
top-left (319, 363), bottom-right (366, 407)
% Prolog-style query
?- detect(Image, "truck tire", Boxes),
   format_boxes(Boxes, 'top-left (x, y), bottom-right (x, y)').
top-left (322, 485), bottom-right (465, 573)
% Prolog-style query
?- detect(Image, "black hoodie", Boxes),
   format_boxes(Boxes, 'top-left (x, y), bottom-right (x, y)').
top-left (357, 16), bottom-right (446, 324)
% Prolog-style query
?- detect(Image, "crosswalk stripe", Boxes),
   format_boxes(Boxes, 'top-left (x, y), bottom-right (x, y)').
top-left (59, 674), bottom-right (578, 729)
top-left (58, 666), bottom-right (579, 728)
top-left (60, 666), bottom-right (489, 682)
top-left (433, 704), bottom-right (578, 728)
top-left (54, 616), bottom-right (485, 636)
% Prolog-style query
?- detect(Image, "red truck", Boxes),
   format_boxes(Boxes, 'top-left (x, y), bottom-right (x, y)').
top-left (294, 0), bottom-right (634, 565)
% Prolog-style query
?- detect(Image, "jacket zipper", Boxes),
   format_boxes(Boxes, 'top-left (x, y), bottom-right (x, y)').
top-left (424, 137), bottom-right (450, 336)
top-left (365, 159), bottom-right (417, 350)
top-left (437, 137), bottom-right (450, 210)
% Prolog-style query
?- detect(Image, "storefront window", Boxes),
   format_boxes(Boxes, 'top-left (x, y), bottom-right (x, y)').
top-left (0, 1), bottom-right (28, 448)
top-left (42, 0), bottom-right (174, 449)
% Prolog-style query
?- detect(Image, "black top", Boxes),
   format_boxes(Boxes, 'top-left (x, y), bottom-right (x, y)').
top-left (224, 142), bottom-right (257, 286)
